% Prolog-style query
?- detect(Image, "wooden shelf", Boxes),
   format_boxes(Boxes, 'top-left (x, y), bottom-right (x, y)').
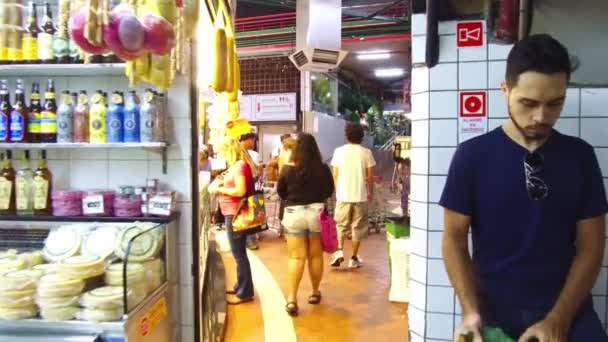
top-left (0, 63), bottom-right (126, 77)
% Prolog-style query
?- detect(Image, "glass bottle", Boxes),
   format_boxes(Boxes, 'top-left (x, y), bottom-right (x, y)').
top-left (73, 90), bottom-right (89, 142)
top-left (89, 91), bottom-right (107, 143)
top-left (33, 150), bottom-right (52, 215)
top-left (123, 90), bottom-right (140, 142)
top-left (39, 79), bottom-right (57, 143)
top-left (28, 82), bottom-right (41, 143)
top-left (22, 2), bottom-right (38, 64)
top-left (0, 151), bottom-right (16, 215)
top-left (16, 150), bottom-right (34, 215)
top-left (53, 0), bottom-right (70, 64)
top-left (107, 91), bottom-right (124, 142)
top-left (37, 2), bottom-right (55, 64)
top-left (0, 80), bottom-right (11, 142)
top-left (10, 79), bottom-right (28, 142)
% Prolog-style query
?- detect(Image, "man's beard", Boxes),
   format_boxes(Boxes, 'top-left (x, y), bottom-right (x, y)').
top-left (508, 106), bottom-right (553, 141)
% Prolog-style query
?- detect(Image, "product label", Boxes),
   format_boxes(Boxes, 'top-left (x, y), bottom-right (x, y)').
top-left (33, 176), bottom-right (48, 210)
top-left (45, 92), bottom-right (55, 100)
top-left (7, 48), bottom-right (23, 62)
top-left (109, 118), bottom-right (121, 130)
top-left (16, 177), bottom-right (29, 210)
top-left (0, 47), bottom-right (8, 62)
top-left (149, 194), bottom-right (173, 216)
top-left (78, 94), bottom-right (88, 105)
top-left (37, 33), bottom-right (54, 60)
top-left (31, 94), bottom-right (40, 101)
top-left (111, 94), bottom-right (123, 103)
top-left (22, 35), bottom-right (38, 61)
top-left (28, 111), bottom-right (41, 134)
top-left (40, 110), bottom-right (57, 133)
top-left (124, 118), bottom-right (136, 130)
top-left (0, 177), bottom-right (12, 210)
top-left (52, 36), bottom-right (69, 60)
top-left (83, 195), bottom-right (104, 215)
top-left (0, 113), bottom-right (8, 140)
top-left (9, 111), bottom-right (24, 141)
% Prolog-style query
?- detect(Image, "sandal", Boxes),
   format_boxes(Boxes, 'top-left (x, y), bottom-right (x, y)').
top-left (308, 293), bottom-right (322, 304)
top-left (227, 296), bottom-right (254, 305)
top-left (285, 302), bottom-right (299, 316)
top-left (226, 290), bottom-right (236, 295)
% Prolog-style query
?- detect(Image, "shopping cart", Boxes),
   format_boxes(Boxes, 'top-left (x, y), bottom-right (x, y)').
top-left (261, 180), bottom-right (284, 237)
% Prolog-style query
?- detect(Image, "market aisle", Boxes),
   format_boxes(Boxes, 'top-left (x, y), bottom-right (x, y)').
top-left (221, 230), bottom-right (408, 342)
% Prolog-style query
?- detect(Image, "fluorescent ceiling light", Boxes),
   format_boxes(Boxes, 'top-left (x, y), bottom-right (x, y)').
top-left (375, 68), bottom-right (404, 77)
top-left (357, 52), bottom-right (391, 60)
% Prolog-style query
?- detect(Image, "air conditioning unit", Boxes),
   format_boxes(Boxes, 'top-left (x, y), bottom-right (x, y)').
top-left (289, 47), bottom-right (348, 72)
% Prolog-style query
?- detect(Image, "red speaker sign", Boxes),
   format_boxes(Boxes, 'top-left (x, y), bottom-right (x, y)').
top-left (459, 91), bottom-right (487, 138)
top-left (457, 21), bottom-right (484, 47)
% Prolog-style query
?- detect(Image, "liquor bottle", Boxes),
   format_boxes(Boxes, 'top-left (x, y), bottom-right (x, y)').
top-left (16, 150), bottom-right (34, 215)
top-left (38, 2), bottom-right (55, 64)
top-left (73, 90), bottom-right (89, 142)
top-left (123, 90), bottom-right (140, 142)
top-left (22, 2), bottom-right (38, 64)
top-left (7, 0), bottom-right (24, 64)
top-left (56, 90), bottom-right (73, 142)
top-left (28, 82), bottom-right (42, 143)
top-left (107, 91), bottom-right (124, 142)
top-left (10, 79), bottom-right (28, 142)
top-left (39, 79), bottom-right (57, 143)
top-left (89, 91), bottom-right (107, 143)
top-left (0, 151), bottom-right (16, 215)
top-left (53, 0), bottom-right (70, 64)
top-left (33, 150), bottom-right (51, 215)
top-left (0, 80), bottom-right (11, 142)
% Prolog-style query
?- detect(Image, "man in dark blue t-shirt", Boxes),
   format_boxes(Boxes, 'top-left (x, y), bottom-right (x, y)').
top-left (441, 34), bottom-right (608, 342)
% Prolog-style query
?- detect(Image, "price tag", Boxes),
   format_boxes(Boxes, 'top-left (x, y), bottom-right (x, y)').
top-left (82, 195), bottom-right (104, 215)
top-left (149, 194), bottom-right (173, 216)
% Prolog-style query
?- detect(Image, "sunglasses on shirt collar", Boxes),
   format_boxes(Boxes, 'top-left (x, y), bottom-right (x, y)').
top-left (524, 152), bottom-right (549, 200)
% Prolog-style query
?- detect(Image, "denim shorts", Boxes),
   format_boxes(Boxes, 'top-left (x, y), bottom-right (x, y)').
top-left (281, 203), bottom-right (325, 236)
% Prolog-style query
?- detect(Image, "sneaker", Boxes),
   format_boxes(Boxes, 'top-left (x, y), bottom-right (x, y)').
top-left (330, 250), bottom-right (344, 267)
top-left (348, 256), bottom-right (363, 269)
top-left (246, 239), bottom-right (259, 250)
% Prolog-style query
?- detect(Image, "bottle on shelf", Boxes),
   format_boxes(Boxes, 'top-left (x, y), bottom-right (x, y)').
top-left (157, 92), bottom-right (166, 142)
top-left (124, 90), bottom-right (140, 142)
top-left (7, 0), bottom-right (24, 64)
top-left (38, 2), bottom-right (55, 64)
top-left (89, 90), bottom-right (107, 143)
top-left (73, 90), bottom-right (89, 142)
top-left (33, 150), bottom-right (51, 215)
top-left (53, 0), bottom-right (70, 64)
top-left (22, 1), bottom-right (39, 64)
top-left (57, 90), bottom-right (73, 142)
top-left (140, 89), bottom-right (157, 142)
top-left (16, 150), bottom-right (34, 215)
top-left (0, 151), bottom-right (16, 215)
top-left (107, 91), bottom-right (124, 142)
top-left (0, 80), bottom-right (12, 142)
top-left (10, 79), bottom-right (28, 142)
top-left (28, 82), bottom-right (42, 143)
top-left (40, 79), bottom-right (57, 143)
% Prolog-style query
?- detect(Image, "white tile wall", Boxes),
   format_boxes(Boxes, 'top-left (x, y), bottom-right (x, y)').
top-left (409, 305), bottom-right (427, 337)
top-left (488, 90), bottom-right (507, 118)
top-left (411, 120), bottom-right (430, 147)
top-left (593, 296), bottom-right (607, 327)
top-left (429, 120), bottom-right (458, 146)
top-left (412, 92), bottom-right (430, 120)
top-left (180, 285), bottom-right (194, 325)
top-left (581, 119), bottom-right (608, 146)
top-left (426, 312), bottom-right (454, 340)
top-left (411, 14), bottom-right (427, 36)
top-left (430, 64), bottom-right (458, 91)
top-left (411, 16), bottom-right (608, 340)
top-left (430, 92), bottom-right (458, 118)
top-left (412, 36), bottom-right (427, 65)
top-left (410, 174), bottom-right (429, 203)
top-left (410, 278), bottom-right (427, 311)
top-left (179, 244), bottom-right (194, 286)
top-left (581, 89), bottom-right (608, 117)
top-left (427, 286), bottom-right (454, 313)
top-left (428, 176), bottom-right (447, 203)
top-left (429, 148), bottom-right (455, 175)
top-left (459, 62), bottom-right (487, 90)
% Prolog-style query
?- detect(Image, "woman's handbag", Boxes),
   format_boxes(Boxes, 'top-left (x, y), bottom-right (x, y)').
top-left (232, 165), bottom-right (268, 235)
top-left (319, 209), bottom-right (338, 253)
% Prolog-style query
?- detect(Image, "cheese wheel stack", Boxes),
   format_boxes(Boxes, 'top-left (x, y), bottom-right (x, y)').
top-left (37, 274), bottom-right (85, 321)
top-left (78, 286), bottom-right (145, 322)
top-left (0, 269), bottom-right (43, 320)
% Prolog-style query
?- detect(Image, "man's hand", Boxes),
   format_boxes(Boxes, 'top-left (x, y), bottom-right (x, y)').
top-left (454, 313), bottom-right (483, 342)
top-left (518, 316), bottom-right (567, 342)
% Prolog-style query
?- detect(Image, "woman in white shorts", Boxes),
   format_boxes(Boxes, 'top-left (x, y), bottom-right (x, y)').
top-left (277, 133), bottom-right (334, 316)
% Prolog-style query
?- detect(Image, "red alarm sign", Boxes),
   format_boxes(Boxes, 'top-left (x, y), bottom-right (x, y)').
top-left (457, 21), bottom-right (484, 47)
top-left (460, 91), bottom-right (487, 118)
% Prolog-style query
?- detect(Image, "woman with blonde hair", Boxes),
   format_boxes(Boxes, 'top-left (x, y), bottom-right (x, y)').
top-left (277, 133), bottom-right (334, 316)
top-left (209, 137), bottom-right (260, 304)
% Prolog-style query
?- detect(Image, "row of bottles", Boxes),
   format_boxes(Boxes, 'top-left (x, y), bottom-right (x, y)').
top-left (0, 1), bottom-right (119, 65)
top-left (0, 150), bottom-right (52, 216)
top-left (0, 80), bottom-right (166, 144)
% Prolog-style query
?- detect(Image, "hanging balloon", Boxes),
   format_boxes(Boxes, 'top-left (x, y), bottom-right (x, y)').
top-left (68, 7), bottom-right (108, 54)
